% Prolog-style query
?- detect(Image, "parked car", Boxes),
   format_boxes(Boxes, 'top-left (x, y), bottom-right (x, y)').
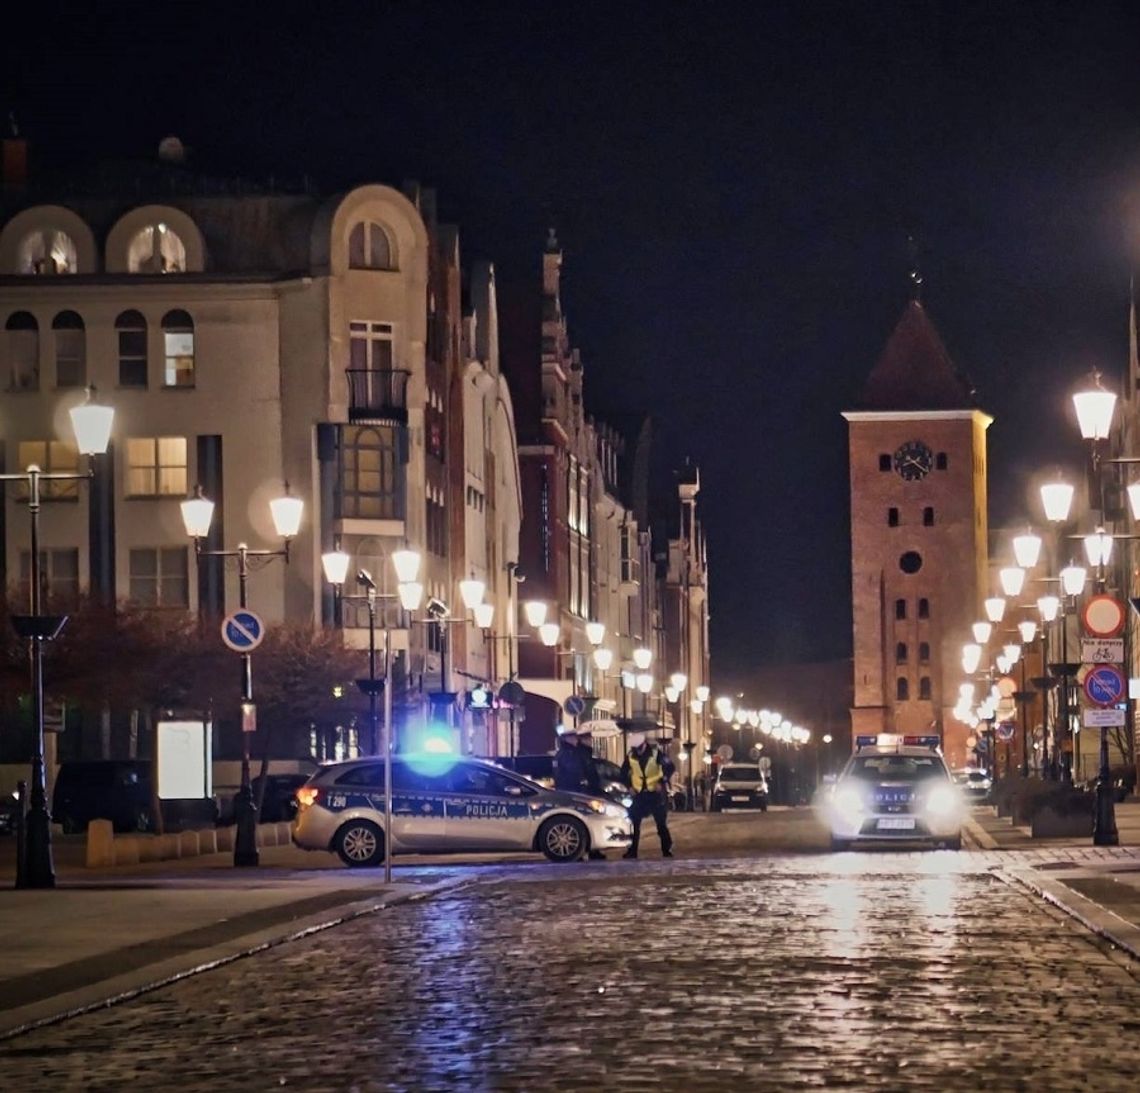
top-left (52, 761), bottom-right (155, 834)
top-left (711, 764), bottom-right (769, 812)
top-left (952, 768), bottom-right (993, 801)
top-left (293, 754), bottom-right (632, 866)
top-left (0, 790), bottom-right (19, 836)
top-left (220, 773), bottom-right (311, 825)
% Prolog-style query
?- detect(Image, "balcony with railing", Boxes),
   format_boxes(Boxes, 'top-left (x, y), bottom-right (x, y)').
top-left (346, 368), bottom-right (410, 424)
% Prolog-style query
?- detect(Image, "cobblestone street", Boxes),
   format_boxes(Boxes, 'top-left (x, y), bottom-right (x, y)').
top-left (4, 851), bottom-right (1140, 1091)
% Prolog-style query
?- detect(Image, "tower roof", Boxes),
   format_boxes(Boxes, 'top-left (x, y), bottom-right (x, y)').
top-left (855, 301), bottom-right (977, 412)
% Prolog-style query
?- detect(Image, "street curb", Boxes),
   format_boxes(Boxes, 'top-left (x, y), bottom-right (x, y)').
top-left (995, 865), bottom-right (1140, 964)
top-left (0, 874), bottom-right (475, 1042)
top-left (962, 814), bottom-right (999, 850)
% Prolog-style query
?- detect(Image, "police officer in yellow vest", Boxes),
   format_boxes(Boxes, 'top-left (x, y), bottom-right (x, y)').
top-left (620, 731), bottom-right (675, 859)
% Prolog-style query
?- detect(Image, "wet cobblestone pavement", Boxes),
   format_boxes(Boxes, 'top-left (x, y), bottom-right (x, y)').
top-left (4, 852), bottom-right (1140, 1091)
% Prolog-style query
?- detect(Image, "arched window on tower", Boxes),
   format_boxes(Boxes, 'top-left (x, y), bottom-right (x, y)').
top-left (896, 642), bottom-right (907, 664)
top-left (918, 598), bottom-right (930, 619)
top-left (919, 677), bottom-right (932, 700)
top-left (896, 678), bottom-right (909, 701)
top-left (895, 599), bottom-right (907, 620)
top-left (18, 229), bottom-right (78, 274)
top-left (128, 223), bottom-right (187, 273)
top-left (918, 641), bottom-right (930, 664)
top-left (348, 222), bottom-right (395, 270)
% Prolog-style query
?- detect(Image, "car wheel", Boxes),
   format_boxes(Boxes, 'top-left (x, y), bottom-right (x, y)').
top-left (539, 816), bottom-right (588, 862)
top-left (335, 819), bottom-right (385, 867)
top-left (943, 833), bottom-right (962, 851)
top-left (830, 835), bottom-right (851, 852)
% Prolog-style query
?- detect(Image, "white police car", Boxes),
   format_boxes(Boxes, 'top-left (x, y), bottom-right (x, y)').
top-left (292, 754), bottom-right (633, 866)
top-left (826, 735), bottom-right (963, 851)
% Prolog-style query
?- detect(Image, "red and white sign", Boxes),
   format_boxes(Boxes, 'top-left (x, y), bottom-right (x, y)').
top-left (1082, 595), bottom-right (1126, 638)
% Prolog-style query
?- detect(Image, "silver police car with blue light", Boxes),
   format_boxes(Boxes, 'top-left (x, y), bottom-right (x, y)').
top-left (292, 754), bottom-right (633, 866)
top-left (826, 735), bottom-right (963, 851)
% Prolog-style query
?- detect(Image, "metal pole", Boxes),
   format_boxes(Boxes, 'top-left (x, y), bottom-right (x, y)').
top-left (383, 615), bottom-right (393, 885)
top-left (233, 544), bottom-right (259, 867)
top-left (21, 467), bottom-right (55, 888)
top-left (367, 590), bottom-right (378, 756)
top-left (1061, 606), bottom-right (1071, 785)
top-left (1040, 627), bottom-right (1051, 778)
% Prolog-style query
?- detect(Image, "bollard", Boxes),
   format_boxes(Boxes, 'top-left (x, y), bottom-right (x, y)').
top-left (86, 819), bottom-right (115, 868)
top-left (15, 780), bottom-right (27, 886)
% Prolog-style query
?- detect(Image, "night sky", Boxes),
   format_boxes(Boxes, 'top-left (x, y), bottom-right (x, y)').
top-left (7, 2), bottom-right (1140, 685)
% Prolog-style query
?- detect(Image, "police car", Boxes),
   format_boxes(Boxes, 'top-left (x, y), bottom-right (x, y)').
top-left (826, 735), bottom-right (963, 851)
top-left (292, 754), bottom-right (633, 866)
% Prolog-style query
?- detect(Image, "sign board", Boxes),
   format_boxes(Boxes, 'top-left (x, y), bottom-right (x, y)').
top-left (157, 720), bottom-right (212, 799)
top-left (716, 744), bottom-right (734, 762)
top-left (1082, 595), bottom-right (1126, 638)
top-left (995, 720), bottom-right (1016, 743)
top-left (1083, 664), bottom-right (1126, 708)
top-left (221, 610), bottom-right (265, 653)
top-left (564, 694), bottom-right (586, 718)
top-left (241, 701), bottom-right (257, 734)
top-left (1081, 638), bottom-right (1124, 665)
top-left (1083, 707), bottom-right (1126, 728)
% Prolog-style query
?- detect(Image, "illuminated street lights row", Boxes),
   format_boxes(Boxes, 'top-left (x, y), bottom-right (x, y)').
top-left (711, 696), bottom-right (812, 745)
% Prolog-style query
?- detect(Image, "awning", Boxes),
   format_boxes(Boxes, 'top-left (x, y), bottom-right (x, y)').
top-left (518, 677), bottom-right (575, 709)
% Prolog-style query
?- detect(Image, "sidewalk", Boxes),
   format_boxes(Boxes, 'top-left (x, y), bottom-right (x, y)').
top-left (0, 841), bottom-right (469, 1038)
top-left (965, 798), bottom-right (1140, 963)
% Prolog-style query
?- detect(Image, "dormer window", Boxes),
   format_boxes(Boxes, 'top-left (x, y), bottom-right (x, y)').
top-left (348, 222), bottom-right (394, 270)
top-left (128, 224), bottom-right (186, 274)
top-left (17, 230), bottom-right (78, 275)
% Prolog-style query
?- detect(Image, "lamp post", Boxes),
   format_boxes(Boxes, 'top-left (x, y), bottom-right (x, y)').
top-left (181, 484), bottom-right (303, 867)
top-left (6, 389), bottom-right (114, 889)
top-left (322, 546), bottom-right (422, 885)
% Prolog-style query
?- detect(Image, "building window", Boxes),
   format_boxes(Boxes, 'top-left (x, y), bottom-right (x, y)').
top-left (18, 230), bottom-right (77, 275)
top-left (896, 678), bottom-right (909, 701)
top-left (350, 320), bottom-right (394, 371)
top-left (162, 310), bottom-right (195, 387)
top-left (919, 677), bottom-right (932, 700)
top-left (5, 311), bottom-right (39, 391)
top-left (895, 598), bottom-right (906, 620)
top-left (888, 507), bottom-right (899, 527)
top-left (919, 641), bottom-right (930, 664)
top-left (936, 452), bottom-right (948, 470)
top-left (879, 454), bottom-right (891, 471)
top-left (128, 224), bottom-right (186, 273)
top-left (19, 548), bottom-right (79, 606)
top-left (918, 598), bottom-right (930, 619)
top-left (923, 506), bottom-right (934, 526)
top-left (339, 425), bottom-right (398, 519)
top-left (52, 310), bottom-right (85, 388)
top-left (899, 551), bottom-right (923, 574)
top-left (129, 547), bottom-right (189, 607)
top-left (426, 488), bottom-right (447, 557)
top-left (126, 437), bottom-right (187, 497)
top-left (16, 440), bottom-right (79, 500)
top-left (896, 642), bottom-right (907, 664)
top-left (348, 222), bottom-right (394, 270)
top-left (116, 310), bottom-right (148, 388)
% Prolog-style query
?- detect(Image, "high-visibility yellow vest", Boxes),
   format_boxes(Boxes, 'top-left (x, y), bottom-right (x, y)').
top-left (628, 749), bottom-right (664, 792)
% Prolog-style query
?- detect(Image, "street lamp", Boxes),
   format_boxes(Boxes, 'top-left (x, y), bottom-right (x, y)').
top-left (523, 600), bottom-right (548, 628)
top-left (632, 647), bottom-right (653, 671)
top-left (984, 597), bottom-right (1007, 623)
top-left (6, 388), bottom-right (114, 888)
top-left (972, 621), bottom-right (993, 644)
top-left (592, 647), bottom-right (614, 672)
top-left (322, 546), bottom-right (421, 885)
top-left (182, 483), bottom-right (302, 867)
top-left (585, 621), bottom-right (606, 646)
top-left (1012, 531), bottom-right (1043, 569)
top-left (999, 567), bottom-right (1026, 597)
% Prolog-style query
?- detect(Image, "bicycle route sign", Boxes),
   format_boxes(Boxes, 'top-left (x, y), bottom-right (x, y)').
top-left (1082, 663), bottom-right (1125, 708)
top-left (221, 610), bottom-right (266, 653)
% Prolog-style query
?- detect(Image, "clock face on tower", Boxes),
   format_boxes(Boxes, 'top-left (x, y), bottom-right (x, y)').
top-left (892, 440), bottom-right (933, 481)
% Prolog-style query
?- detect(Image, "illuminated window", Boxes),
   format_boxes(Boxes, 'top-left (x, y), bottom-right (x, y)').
top-left (116, 310), bottom-right (148, 387)
top-left (5, 311), bottom-right (39, 391)
top-left (348, 222), bottom-right (394, 270)
top-left (16, 440), bottom-right (79, 500)
top-left (161, 310), bottom-right (194, 386)
top-left (17, 230), bottom-right (77, 274)
top-left (127, 224), bottom-right (186, 273)
top-left (52, 311), bottom-right (85, 388)
top-left (129, 547), bottom-right (189, 607)
top-left (126, 437), bottom-right (187, 497)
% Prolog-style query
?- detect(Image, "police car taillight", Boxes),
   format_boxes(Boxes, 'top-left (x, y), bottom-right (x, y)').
top-left (296, 786), bottom-right (320, 808)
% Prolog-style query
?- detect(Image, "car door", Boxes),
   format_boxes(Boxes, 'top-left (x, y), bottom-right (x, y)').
top-left (443, 762), bottom-right (537, 849)
top-left (388, 761), bottom-right (448, 849)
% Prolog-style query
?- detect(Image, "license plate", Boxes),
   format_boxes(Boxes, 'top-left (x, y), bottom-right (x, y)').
top-left (731, 796), bottom-right (749, 802)
top-left (877, 817), bottom-right (915, 831)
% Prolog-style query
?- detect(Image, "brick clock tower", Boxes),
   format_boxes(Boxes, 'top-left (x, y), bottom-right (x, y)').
top-left (843, 301), bottom-right (991, 769)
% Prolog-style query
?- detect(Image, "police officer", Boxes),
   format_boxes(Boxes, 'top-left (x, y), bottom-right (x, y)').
top-left (621, 731), bottom-right (675, 859)
top-left (553, 730), bottom-right (587, 792)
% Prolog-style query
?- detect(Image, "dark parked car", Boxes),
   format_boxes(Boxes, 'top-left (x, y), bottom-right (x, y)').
top-left (221, 773), bottom-right (312, 825)
top-left (0, 790), bottom-right (19, 835)
top-left (493, 754), bottom-right (633, 808)
top-left (52, 761), bottom-right (155, 834)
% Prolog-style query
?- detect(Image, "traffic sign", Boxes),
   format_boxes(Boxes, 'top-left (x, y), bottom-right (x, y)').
top-left (564, 694), bottom-right (586, 718)
top-left (1083, 664), bottom-right (1126, 708)
top-left (1082, 595), bottom-right (1126, 638)
top-left (716, 744), bottom-right (734, 762)
top-left (1084, 707), bottom-right (1126, 728)
top-left (1081, 638), bottom-right (1124, 665)
top-left (221, 610), bottom-right (266, 653)
top-left (995, 720), bottom-right (1015, 742)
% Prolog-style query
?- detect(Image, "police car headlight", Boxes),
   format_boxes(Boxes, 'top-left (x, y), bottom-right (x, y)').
top-left (924, 784), bottom-right (960, 818)
top-left (586, 799), bottom-right (607, 814)
top-left (621, 796), bottom-right (633, 809)
top-left (831, 785), bottom-right (865, 825)
top-left (603, 803), bottom-right (626, 818)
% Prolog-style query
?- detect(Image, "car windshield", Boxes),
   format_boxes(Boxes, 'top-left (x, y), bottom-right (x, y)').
top-left (720, 768), bottom-right (761, 781)
top-left (955, 771), bottom-right (988, 784)
top-left (848, 755), bottom-right (945, 781)
top-left (596, 759), bottom-right (623, 782)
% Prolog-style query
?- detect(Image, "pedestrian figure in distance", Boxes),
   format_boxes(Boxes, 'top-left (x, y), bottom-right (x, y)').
top-left (575, 729), bottom-right (607, 860)
top-left (621, 731), bottom-right (675, 859)
top-left (553, 729), bottom-right (588, 793)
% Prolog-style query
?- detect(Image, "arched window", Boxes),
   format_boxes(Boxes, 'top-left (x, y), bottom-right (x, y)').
top-left (128, 224), bottom-right (187, 273)
top-left (161, 310), bottom-right (195, 387)
top-left (340, 426), bottom-right (398, 519)
top-left (918, 641), bottom-right (930, 664)
top-left (895, 599), bottom-right (907, 620)
top-left (896, 678), bottom-right (909, 701)
top-left (919, 677), bottom-right (932, 701)
top-left (17, 230), bottom-right (78, 274)
top-left (888, 507), bottom-right (899, 527)
top-left (5, 311), bottom-right (39, 391)
top-left (348, 221), bottom-right (394, 270)
top-left (51, 311), bottom-right (85, 388)
top-left (116, 310), bottom-right (148, 388)
top-left (896, 642), bottom-right (908, 664)
top-left (923, 506), bottom-right (934, 526)
top-left (918, 598), bottom-right (930, 619)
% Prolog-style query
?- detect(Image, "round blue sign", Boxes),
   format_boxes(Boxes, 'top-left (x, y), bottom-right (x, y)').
top-left (1083, 664), bottom-right (1125, 708)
